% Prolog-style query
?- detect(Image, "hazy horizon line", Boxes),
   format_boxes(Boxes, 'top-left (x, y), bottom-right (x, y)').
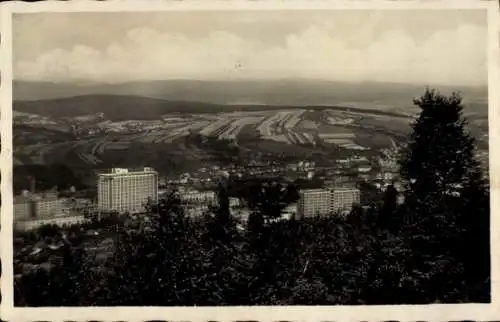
top-left (12, 77), bottom-right (488, 89)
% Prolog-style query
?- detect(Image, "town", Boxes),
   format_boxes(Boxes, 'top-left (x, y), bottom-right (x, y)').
top-left (8, 6), bottom-right (492, 310)
top-left (14, 158), bottom-right (386, 232)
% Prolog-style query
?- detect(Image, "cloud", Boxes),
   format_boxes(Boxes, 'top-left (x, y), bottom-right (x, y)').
top-left (14, 23), bottom-right (487, 86)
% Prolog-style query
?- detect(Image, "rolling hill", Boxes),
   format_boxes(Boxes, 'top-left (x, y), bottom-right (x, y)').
top-left (14, 92), bottom-right (488, 121)
top-left (13, 95), bottom-right (226, 121)
top-left (13, 79), bottom-right (488, 121)
top-left (14, 79), bottom-right (488, 108)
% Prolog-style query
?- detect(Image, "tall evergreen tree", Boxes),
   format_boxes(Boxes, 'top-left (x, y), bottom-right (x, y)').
top-left (101, 191), bottom-right (202, 305)
top-left (380, 184), bottom-right (400, 231)
top-left (399, 88), bottom-right (490, 301)
top-left (199, 183), bottom-right (245, 305)
top-left (245, 180), bottom-right (300, 221)
top-left (204, 182), bottom-right (235, 243)
top-left (400, 89), bottom-right (477, 210)
top-left (456, 149), bottom-right (490, 301)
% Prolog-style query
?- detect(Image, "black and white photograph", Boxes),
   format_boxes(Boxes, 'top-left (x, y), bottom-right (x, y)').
top-left (1, 1), bottom-right (498, 320)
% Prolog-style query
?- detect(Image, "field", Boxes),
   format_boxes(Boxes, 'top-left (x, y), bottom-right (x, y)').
top-left (15, 104), bottom-right (487, 176)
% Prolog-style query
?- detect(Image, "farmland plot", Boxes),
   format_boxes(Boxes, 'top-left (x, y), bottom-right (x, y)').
top-left (136, 132), bottom-right (163, 143)
top-left (132, 130), bottom-right (161, 143)
top-left (199, 119), bottom-right (232, 136)
top-left (258, 110), bottom-right (302, 140)
top-left (218, 117), bottom-right (265, 140)
top-left (106, 142), bottom-right (130, 151)
top-left (298, 119), bottom-right (318, 130)
top-left (284, 131), bottom-right (298, 145)
top-left (257, 113), bottom-right (281, 137)
top-left (284, 110), bottom-right (305, 129)
top-left (322, 138), bottom-right (354, 145)
top-left (159, 129), bottom-right (190, 143)
top-left (294, 132), bottom-right (315, 145)
top-left (162, 122), bottom-right (212, 142)
top-left (354, 117), bottom-right (411, 134)
top-left (91, 140), bottom-right (106, 155)
top-left (318, 133), bottom-right (356, 140)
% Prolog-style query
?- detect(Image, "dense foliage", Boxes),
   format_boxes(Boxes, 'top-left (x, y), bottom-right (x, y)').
top-left (14, 89), bottom-right (490, 305)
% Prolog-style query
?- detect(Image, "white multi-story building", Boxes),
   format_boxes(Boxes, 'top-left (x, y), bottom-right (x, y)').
top-left (331, 187), bottom-right (361, 213)
top-left (297, 189), bottom-right (331, 218)
top-left (296, 187), bottom-right (360, 218)
top-left (181, 190), bottom-right (216, 204)
top-left (14, 192), bottom-right (71, 220)
top-left (97, 167), bottom-right (158, 214)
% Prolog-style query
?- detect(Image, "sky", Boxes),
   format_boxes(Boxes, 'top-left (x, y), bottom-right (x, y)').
top-left (13, 10), bottom-right (488, 86)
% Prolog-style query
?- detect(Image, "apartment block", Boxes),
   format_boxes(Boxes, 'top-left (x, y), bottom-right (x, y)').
top-left (97, 167), bottom-right (158, 214)
top-left (15, 214), bottom-right (87, 231)
top-left (181, 190), bottom-right (216, 204)
top-left (296, 189), bottom-right (331, 218)
top-left (13, 191), bottom-right (92, 231)
top-left (14, 191), bottom-right (67, 220)
top-left (296, 187), bottom-right (360, 219)
top-left (330, 187), bottom-right (360, 213)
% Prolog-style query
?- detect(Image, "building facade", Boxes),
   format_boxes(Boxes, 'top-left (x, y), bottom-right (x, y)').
top-left (330, 188), bottom-right (361, 213)
top-left (14, 197), bottom-right (34, 221)
top-left (13, 192), bottom-right (93, 231)
top-left (97, 167), bottom-right (158, 214)
top-left (296, 187), bottom-right (360, 218)
top-left (180, 190), bottom-right (216, 204)
top-left (14, 192), bottom-right (69, 220)
top-left (14, 214), bottom-right (88, 231)
top-left (297, 189), bottom-right (332, 218)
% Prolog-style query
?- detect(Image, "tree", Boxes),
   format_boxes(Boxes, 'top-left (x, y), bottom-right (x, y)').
top-left (398, 88), bottom-right (490, 301)
top-left (379, 184), bottom-right (400, 232)
top-left (244, 180), bottom-right (300, 221)
top-left (198, 183), bottom-right (245, 305)
top-left (204, 182), bottom-right (235, 243)
top-left (400, 89), bottom-right (476, 211)
top-left (14, 236), bottom-right (93, 306)
top-left (346, 204), bottom-right (364, 227)
top-left (98, 192), bottom-right (202, 305)
top-left (455, 155), bottom-right (490, 301)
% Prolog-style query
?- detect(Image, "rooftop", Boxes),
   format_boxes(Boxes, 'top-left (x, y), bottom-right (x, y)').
top-left (300, 188), bottom-right (329, 194)
top-left (98, 167), bottom-right (157, 177)
top-left (333, 187), bottom-right (360, 192)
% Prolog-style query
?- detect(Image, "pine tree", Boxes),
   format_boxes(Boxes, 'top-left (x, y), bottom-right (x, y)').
top-left (456, 152), bottom-right (490, 301)
top-left (347, 204), bottom-right (364, 227)
top-left (400, 89), bottom-right (474, 206)
top-left (245, 180), bottom-right (300, 221)
top-left (398, 88), bottom-right (489, 301)
top-left (204, 182), bottom-right (235, 243)
top-left (100, 191), bottom-right (202, 305)
top-left (400, 89), bottom-right (473, 239)
top-left (380, 184), bottom-right (399, 232)
top-left (198, 183), bottom-right (244, 305)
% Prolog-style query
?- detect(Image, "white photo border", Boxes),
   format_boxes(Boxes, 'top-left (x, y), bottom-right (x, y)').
top-left (1, 1), bottom-right (499, 321)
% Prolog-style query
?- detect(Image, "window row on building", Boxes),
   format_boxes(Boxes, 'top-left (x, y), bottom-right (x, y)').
top-left (296, 187), bottom-right (360, 218)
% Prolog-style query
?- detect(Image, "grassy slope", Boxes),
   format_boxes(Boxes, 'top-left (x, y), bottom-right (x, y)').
top-left (14, 94), bottom-right (424, 122)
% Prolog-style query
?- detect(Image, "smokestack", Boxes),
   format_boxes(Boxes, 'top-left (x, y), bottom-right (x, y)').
top-left (30, 199), bottom-right (37, 218)
top-left (30, 176), bottom-right (36, 194)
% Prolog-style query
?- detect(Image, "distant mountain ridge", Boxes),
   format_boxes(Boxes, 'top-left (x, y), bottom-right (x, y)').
top-left (14, 93), bottom-right (487, 122)
top-left (14, 79), bottom-right (488, 107)
top-left (13, 80), bottom-right (488, 121)
top-left (14, 95), bottom-right (225, 121)
top-left (13, 94), bottom-right (401, 121)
